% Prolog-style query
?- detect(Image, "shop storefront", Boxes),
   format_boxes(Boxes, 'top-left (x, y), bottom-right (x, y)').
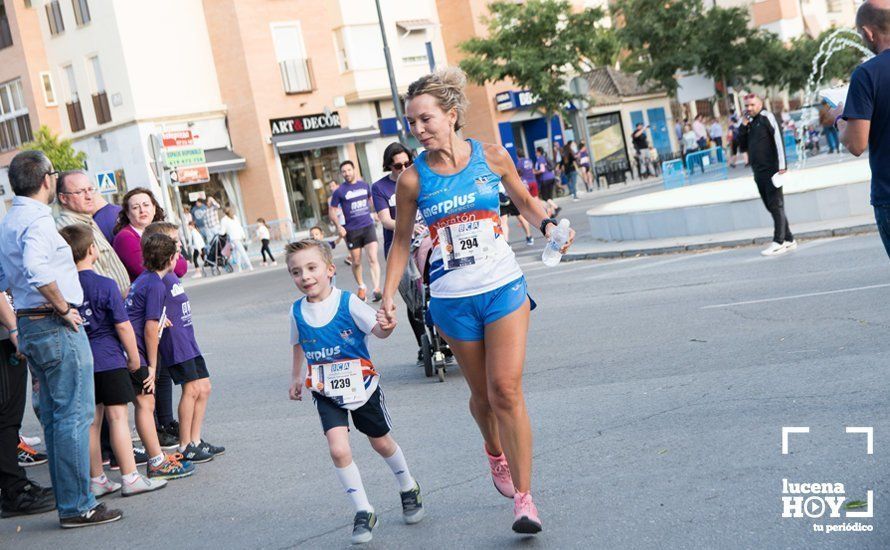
top-left (270, 111), bottom-right (377, 234)
top-left (170, 147), bottom-right (246, 222)
top-left (493, 90), bottom-right (567, 163)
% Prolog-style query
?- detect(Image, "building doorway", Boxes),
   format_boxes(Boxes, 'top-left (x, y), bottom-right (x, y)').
top-left (281, 147), bottom-right (340, 232)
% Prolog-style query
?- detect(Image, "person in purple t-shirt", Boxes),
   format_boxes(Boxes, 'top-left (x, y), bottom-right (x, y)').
top-left (533, 146), bottom-right (559, 217)
top-left (329, 160), bottom-right (381, 302)
top-left (58, 225), bottom-right (167, 495)
top-left (372, 143), bottom-right (415, 259)
top-left (125, 233), bottom-right (196, 480)
top-left (92, 192), bottom-right (123, 244)
top-left (145, 223), bottom-right (223, 463)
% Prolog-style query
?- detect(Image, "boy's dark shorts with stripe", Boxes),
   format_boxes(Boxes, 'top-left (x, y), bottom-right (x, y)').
top-left (312, 386), bottom-right (391, 438)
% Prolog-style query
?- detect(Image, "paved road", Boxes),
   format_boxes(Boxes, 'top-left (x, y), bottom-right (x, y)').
top-left (4, 230), bottom-right (889, 549)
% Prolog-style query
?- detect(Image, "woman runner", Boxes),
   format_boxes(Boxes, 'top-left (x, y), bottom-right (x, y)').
top-left (377, 68), bottom-right (574, 535)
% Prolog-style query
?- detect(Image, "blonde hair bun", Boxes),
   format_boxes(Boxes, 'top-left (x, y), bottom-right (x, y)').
top-left (406, 67), bottom-right (470, 131)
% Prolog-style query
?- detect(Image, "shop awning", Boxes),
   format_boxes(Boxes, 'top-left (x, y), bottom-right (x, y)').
top-left (272, 127), bottom-right (380, 155)
top-left (204, 148), bottom-right (246, 174)
top-left (396, 19), bottom-right (435, 32)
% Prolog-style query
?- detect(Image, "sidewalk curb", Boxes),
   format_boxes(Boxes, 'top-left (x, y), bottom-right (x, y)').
top-left (563, 223), bottom-right (877, 262)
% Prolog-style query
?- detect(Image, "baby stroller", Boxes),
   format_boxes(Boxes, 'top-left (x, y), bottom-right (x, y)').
top-left (398, 227), bottom-right (453, 382)
top-left (204, 233), bottom-right (233, 276)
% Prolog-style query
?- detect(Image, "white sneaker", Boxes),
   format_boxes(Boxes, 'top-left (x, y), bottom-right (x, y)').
top-left (90, 477), bottom-right (121, 497)
top-left (782, 240), bottom-right (798, 251)
top-left (121, 474), bottom-right (167, 497)
top-left (760, 242), bottom-right (786, 256)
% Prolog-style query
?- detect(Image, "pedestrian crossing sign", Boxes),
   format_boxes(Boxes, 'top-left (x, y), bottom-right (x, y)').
top-left (96, 171), bottom-right (117, 194)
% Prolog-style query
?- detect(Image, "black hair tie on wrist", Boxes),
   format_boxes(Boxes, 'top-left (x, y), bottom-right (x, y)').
top-left (539, 218), bottom-right (557, 237)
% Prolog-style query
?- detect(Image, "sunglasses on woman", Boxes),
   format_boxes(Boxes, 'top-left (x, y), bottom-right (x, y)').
top-left (391, 161), bottom-right (412, 170)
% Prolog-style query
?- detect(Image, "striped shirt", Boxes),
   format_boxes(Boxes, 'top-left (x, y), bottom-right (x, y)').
top-left (56, 208), bottom-right (131, 296)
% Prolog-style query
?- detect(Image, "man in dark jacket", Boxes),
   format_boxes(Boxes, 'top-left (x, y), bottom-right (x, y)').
top-left (738, 93), bottom-right (797, 256)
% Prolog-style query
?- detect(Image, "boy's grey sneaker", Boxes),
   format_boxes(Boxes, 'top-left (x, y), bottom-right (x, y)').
top-left (198, 439), bottom-right (225, 456)
top-left (181, 443), bottom-right (214, 463)
top-left (351, 510), bottom-right (377, 544)
top-left (59, 503), bottom-right (123, 528)
top-left (122, 474), bottom-right (167, 497)
top-left (400, 481), bottom-right (425, 524)
top-left (90, 477), bottom-right (121, 498)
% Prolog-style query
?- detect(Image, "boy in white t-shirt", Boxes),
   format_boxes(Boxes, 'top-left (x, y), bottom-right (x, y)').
top-left (286, 239), bottom-right (423, 545)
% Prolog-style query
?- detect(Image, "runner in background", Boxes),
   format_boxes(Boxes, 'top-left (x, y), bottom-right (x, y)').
top-left (533, 146), bottom-right (559, 217)
top-left (329, 162), bottom-right (381, 302)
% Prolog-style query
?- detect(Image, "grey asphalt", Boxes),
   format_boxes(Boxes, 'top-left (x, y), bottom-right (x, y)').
top-left (3, 212), bottom-right (889, 549)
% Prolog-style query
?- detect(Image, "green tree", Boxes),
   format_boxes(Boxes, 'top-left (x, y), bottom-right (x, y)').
top-left (459, 0), bottom-right (619, 148)
top-left (696, 5), bottom-right (764, 113)
top-left (610, 0), bottom-right (701, 95)
top-left (21, 125), bottom-right (87, 170)
top-left (613, 0), bottom-right (772, 106)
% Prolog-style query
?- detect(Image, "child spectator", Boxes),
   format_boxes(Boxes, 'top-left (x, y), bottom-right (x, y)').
top-left (286, 239), bottom-right (423, 544)
top-left (143, 223), bottom-right (224, 464)
top-left (125, 233), bottom-right (196, 480)
top-left (256, 218), bottom-right (276, 266)
top-left (58, 225), bottom-right (169, 497)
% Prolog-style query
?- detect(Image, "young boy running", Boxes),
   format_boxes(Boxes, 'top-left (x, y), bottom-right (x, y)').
top-left (125, 233), bottom-right (196, 480)
top-left (286, 239), bottom-right (423, 544)
top-left (58, 225), bottom-right (168, 497)
top-left (143, 223), bottom-right (224, 463)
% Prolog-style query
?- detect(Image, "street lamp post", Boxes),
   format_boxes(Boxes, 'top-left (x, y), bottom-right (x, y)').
top-left (374, 0), bottom-right (409, 146)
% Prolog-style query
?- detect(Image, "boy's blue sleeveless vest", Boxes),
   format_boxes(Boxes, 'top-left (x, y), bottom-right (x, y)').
top-left (291, 290), bottom-right (375, 392)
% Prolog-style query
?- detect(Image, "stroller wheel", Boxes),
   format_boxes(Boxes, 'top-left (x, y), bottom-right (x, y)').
top-left (421, 334), bottom-right (433, 378)
top-left (436, 365), bottom-right (446, 383)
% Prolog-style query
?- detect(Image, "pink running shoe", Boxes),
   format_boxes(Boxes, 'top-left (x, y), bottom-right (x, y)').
top-left (486, 447), bottom-right (515, 498)
top-left (512, 491), bottom-right (542, 534)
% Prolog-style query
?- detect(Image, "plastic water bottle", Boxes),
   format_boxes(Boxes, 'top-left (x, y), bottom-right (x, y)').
top-left (541, 219), bottom-right (571, 267)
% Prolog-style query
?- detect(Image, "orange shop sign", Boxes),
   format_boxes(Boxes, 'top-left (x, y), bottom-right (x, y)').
top-left (172, 165), bottom-right (210, 185)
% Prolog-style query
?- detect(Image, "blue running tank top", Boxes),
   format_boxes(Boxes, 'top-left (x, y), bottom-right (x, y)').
top-left (414, 139), bottom-right (523, 298)
top-left (291, 289), bottom-right (378, 410)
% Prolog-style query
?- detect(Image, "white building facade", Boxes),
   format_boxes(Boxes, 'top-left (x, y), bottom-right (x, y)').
top-left (34, 0), bottom-right (242, 223)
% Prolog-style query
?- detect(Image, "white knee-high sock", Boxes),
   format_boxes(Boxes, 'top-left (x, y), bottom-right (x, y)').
top-left (383, 445), bottom-right (416, 492)
top-left (335, 462), bottom-right (373, 513)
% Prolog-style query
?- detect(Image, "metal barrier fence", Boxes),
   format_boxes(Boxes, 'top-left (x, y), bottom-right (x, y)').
top-left (685, 147), bottom-right (728, 181)
top-left (662, 147), bottom-right (728, 189)
top-left (662, 159), bottom-right (687, 189)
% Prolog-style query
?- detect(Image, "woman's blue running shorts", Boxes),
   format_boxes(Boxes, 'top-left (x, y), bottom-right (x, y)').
top-left (429, 276), bottom-right (536, 342)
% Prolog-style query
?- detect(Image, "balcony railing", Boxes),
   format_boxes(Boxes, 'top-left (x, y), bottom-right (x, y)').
top-left (66, 100), bottom-right (85, 132)
top-left (92, 91), bottom-right (111, 125)
top-left (279, 58), bottom-right (314, 94)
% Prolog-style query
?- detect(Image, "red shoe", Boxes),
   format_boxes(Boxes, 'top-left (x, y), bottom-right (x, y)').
top-left (486, 447), bottom-right (515, 498)
top-left (357, 287), bottom-right (367, 301)
top-left (512, 491), bottom-right (542, 534)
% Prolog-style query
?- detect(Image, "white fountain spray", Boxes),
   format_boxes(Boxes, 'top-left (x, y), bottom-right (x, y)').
top-left (794, 29), bottom-right (874, 167)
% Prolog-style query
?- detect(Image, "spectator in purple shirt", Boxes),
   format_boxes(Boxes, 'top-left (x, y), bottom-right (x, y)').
top-left (112, 188), bottom-right (188, 282)
top-left (329, 161), bottom-right (381, 303)
top-left (92, 193), bottom-right (123, 244)
top-left (372, 143), bottom-right (414, 259)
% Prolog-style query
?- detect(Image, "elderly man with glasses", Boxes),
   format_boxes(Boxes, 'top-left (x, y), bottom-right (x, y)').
top-left (0, 151), bottom-right (123, 528)
top-left (55, 171), bottom-right (130, 296)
